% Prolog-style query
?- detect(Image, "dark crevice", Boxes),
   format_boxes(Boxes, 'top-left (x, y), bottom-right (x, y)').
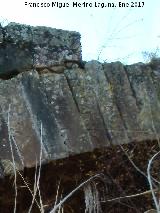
top-left (95, 100), bottom-right (112, 144)
top-left (123, 65), bottom-right (140, 110)
top-left (0, 68), bottom-right (66, 80)
top-left (115, 101), bottom-right (128, 131)
top-left (0, 70), bottom-right (20, 80)
top-left (113, 95), bottom-right (129, 133)
top-left (64, 72), bottom-right (81, 113)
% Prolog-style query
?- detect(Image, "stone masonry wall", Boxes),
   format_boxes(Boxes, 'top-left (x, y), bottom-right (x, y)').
top-left (0, 23), bottom-right (160, 174)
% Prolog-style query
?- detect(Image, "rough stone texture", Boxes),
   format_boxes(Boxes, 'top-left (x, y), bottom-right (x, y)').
top-left (0, 23), bottom-right (160, 174)
top-left (0, 22), bottom-right (81, 77)
top-left (0, 71), bottom-right (93, 169)
top-left (1, 23), bottom-right (160, 213)
top-left (0, 59), bottom-right (160, 172)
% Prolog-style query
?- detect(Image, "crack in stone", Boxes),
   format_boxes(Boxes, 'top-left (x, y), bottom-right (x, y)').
top-left (95, 100), bottom-right (112, 145)
top-left (123, 65), bottom-right (140, 110)
top-left (64, 72), bottom-right (81, 113)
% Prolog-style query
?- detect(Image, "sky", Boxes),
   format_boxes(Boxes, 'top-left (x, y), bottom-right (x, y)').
top-left (0, 0), bottom-right (160, 64)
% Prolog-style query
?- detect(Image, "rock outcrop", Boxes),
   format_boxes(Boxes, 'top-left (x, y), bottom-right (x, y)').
top-left (0, 23), bottom-right (160, 172)
top-left (0, 22), bottom-right (81, 78)
top-left (0, 22), bottom-right (160, 213)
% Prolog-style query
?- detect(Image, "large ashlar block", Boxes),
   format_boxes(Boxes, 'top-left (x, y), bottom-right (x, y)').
top-left (0, 22), bottom-right (81, 77)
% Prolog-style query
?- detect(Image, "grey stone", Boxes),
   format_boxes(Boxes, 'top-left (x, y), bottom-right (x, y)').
top-left (0, 22), bottom-right (81, 78)
top-left (0, 23), bottom-right (160, 175)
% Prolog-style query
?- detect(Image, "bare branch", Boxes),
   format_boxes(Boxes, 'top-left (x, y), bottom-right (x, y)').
top-left (49, 174), bottom-right (104, 213)
top-left (106, 188), bottom-right (158, 202)
top-left (147, 151), bottom-right (160, 211)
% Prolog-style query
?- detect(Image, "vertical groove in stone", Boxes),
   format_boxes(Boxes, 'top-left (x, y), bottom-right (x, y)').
top-left (123, 65), bottom-right (140, 110)
top-left (65, 67), bottom-right (110, 148)
top-left (21, 80), bottom-right (49, 159)
top-left (95, 100), bottom-right (112, 144)
top-left (64, 72), bottom-right (81, 113)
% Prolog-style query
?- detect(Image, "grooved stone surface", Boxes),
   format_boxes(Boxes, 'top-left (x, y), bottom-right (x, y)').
top-left (0, 59), bottom-right (160, 171)
top-left (0, 23), bottom-right (160, 173)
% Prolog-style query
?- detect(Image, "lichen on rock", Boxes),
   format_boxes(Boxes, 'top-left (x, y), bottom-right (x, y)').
top-left (0, 22), bottom-right (81, 78)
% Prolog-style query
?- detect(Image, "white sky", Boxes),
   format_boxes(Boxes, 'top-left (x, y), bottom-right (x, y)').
top-left (0, 0), bottom-right (160, 64)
